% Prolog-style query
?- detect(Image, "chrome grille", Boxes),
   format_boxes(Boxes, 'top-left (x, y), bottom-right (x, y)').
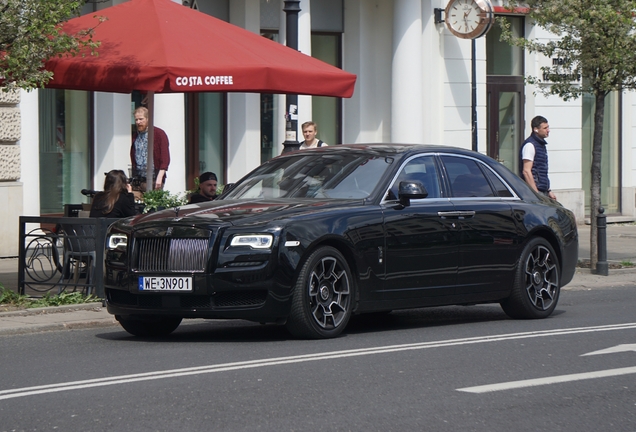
top-left (135, 238), bottom-right (209, 272)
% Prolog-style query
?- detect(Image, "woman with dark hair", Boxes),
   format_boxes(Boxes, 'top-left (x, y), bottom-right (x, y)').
top-left (89, 170), bottom-right (137, 218)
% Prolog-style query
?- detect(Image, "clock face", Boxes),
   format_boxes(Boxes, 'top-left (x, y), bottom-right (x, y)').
top-left (445, 0), bottom-right (494, 39)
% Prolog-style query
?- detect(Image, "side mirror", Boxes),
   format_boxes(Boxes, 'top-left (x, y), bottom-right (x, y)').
top-left (398, 181), bottom-right (428, 207)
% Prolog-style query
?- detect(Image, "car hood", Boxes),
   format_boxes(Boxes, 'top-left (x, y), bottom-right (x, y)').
top-left (128, 198), bottom-right (361, 228)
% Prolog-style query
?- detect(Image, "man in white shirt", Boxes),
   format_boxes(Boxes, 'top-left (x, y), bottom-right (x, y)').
top-left (520, 115), bottom-right (556, 200)
top-left (299, 121), bottom-right (328, 149)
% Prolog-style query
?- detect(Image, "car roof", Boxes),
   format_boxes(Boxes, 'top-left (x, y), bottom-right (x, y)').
top-left (282, 143), bottom-right (481, 159)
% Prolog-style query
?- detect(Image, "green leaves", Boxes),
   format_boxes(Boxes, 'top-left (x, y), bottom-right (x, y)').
top-left (141, 189), bottom-right (188, 213)
top-left (0, 0), bottom-right (102, 91)
top-left (500, 0), bottom-right (636, 98)
top-left (0, 285), bottom-right (99, 308)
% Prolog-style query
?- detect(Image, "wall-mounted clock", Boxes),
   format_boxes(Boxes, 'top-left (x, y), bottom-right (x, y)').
top-left (444, 0), bottom-right (494, 39)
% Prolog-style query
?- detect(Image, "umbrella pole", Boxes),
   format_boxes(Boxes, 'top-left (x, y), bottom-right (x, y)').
top-left (146, 91), bottom-right (155, 192)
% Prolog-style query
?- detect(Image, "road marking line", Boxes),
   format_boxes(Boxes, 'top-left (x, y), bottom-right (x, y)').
top-left (1, 322), bottom-right (636, 401)
top-left (582, 343), bottom-right (636, 356)
top-left (457, 366), bottom-right (636, 393)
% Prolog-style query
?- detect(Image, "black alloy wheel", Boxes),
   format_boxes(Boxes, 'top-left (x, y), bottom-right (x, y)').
top-left (286, 246), bottom-right (354, 339)
top-left (501, 237), bottom-right (561, 319)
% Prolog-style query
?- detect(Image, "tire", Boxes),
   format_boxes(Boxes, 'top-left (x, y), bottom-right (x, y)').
top-left (286, 246), bottom-right (354, 339)
top-left (501, 237), bottom-right (560, 319)
top-left (116, 315), bottom-right (182, 337)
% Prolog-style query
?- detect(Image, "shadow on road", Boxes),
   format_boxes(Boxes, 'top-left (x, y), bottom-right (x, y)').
top-left (94, 304), bottom-right (530, 343)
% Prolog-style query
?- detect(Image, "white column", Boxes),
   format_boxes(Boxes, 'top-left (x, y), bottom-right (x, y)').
top-left (227, 0), bottom-right (261, 182)
top-left (421, 1), bottom-right (443, 144)
top-left (93, 93), bottom-right (131, 189)
top-left (20, 90), bottom-right (39, 217)
top-left (391, 0), bottom-right (423, 143)
top-left (343, 0), bottom-right (393, 143)
top-left (154, 93), bottom-right (186, 193)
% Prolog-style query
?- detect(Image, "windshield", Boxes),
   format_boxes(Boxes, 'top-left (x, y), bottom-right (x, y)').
top-left (224, 153), bottom-right (393, 200)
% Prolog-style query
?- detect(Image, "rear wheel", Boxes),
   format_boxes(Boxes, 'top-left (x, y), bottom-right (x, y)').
top-left (286, 246), bottom-right (354, 339)
top-left (116, 315), bottom-right (182, 337)
top-left (501, 237), bottom-right (560, 319)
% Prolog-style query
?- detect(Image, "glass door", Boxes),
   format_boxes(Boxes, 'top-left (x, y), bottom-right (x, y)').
top-left (487, 76), bottom-right (524, 173)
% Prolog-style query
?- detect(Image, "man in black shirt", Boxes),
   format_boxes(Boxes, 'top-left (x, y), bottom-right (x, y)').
top-left (189, 172), bottom-right (218, 203)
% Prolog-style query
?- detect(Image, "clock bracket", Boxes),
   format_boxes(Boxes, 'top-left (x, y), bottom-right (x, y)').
top-left (434, 8), bottom-right (445, 24)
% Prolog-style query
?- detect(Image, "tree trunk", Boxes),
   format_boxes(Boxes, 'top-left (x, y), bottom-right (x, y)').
top-left (590, 91), bottom-right (606, 270)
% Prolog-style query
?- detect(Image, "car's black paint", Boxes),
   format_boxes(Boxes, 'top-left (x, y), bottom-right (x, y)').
top-left (105, 144), bottom-right (578, 338)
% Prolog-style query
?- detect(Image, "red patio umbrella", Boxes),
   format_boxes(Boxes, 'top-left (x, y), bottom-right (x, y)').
top-left (44, 0), bottom-right (357, 189)
top-left (45, 0), bottom-right (356, 97)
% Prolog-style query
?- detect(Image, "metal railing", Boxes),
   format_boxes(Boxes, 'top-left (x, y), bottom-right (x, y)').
top-left (18, 216), bottom-right (119, 298)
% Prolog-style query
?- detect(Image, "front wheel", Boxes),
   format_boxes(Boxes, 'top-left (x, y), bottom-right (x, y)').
top-left (501, 237), bottom-right (560, 319)
top-left (116, 315), bottom-right (182, 337)
top-left (286, 246), bottom-right (354, 339)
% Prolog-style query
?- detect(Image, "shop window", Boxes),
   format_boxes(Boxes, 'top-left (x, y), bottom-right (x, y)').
top-left (486, 16), bottom-right (523, 76)
top-left (260, 0), bottom-right (280, 30)
top-left (185, 93), bottom-right (227, 187)
top-left (261, 32), bottom-right (282, 163)
top-left (311, 0), bottom-right (343, 32)
top-left (38, 89), bottom-right (92, 215)
top-left (582, 91), bottom-right (621, 214)
top-left (311, 33), bottom-right (342, 145)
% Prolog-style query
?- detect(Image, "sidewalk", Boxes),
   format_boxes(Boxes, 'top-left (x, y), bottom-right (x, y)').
top-left (0, 223), bottom-right (634, 335)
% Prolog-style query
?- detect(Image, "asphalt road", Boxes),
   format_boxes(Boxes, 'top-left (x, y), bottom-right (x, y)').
top-left (0, 284), bottom-right (635, 431)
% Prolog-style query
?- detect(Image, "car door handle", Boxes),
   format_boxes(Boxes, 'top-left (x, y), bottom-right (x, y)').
top-left (438, 211), bottom-right (476, 219)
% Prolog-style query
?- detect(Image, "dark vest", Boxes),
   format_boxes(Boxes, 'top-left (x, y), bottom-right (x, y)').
top-left (519, 134), bottom-right (550, 192)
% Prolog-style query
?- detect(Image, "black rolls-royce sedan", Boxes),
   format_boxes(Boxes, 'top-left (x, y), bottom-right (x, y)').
top-left (104, 144), bottom-right (578, 339)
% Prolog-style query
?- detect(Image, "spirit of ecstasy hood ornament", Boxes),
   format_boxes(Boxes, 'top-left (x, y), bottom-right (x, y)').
top-left (174, 207), bottom-right (180, 217)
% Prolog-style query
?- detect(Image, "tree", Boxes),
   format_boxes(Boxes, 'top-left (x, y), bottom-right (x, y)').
top-left (500, 0), bottom-right (636, 270)
top-left (0, 0), bottom-right (101, 91)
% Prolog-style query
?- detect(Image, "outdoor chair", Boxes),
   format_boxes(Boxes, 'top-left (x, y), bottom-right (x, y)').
top-left (58, 223), bottom-right (97, 295)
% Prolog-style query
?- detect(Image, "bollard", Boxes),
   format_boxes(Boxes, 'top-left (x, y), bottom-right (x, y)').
top-left (596, 207), bottom-right (608, 276)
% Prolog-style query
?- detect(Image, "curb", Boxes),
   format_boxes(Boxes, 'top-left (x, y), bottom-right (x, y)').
top-left (0, 302), bottom-right (106, 317)
top-left (0, 303), bottom-right (119, 336)
top-left (574, 266), bottom-right (636, 275)
top-left (0, 319), bottom-right (119, 336)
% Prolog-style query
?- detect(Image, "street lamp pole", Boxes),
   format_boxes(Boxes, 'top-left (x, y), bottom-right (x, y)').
top-left (282, 0), bottom-right (301, 153)
top-left (471, 38), bottom-right (478, 152)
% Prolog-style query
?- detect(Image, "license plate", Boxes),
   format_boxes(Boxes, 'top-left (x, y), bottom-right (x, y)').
top-left (139, 276), bottom-right (193, 292)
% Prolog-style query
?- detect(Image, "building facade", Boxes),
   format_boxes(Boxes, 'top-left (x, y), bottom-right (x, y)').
top-left (2, 0), bottom-right (635, 257)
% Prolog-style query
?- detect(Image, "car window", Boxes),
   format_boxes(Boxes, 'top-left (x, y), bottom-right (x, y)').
top-left (388, 155), bottom-right (440, 199)
top-left (441, 156), bottom-right (495, 198)
top-left (482, 167), bottom-right (514, 197)
top-left (224, 153), bottom-right (393, 200)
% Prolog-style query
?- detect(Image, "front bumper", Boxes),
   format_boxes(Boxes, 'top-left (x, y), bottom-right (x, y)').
top-left (105, 272), bottom-right (294, 323)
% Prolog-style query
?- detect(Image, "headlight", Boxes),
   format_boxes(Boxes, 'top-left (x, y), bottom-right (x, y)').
top-left (230, 234), bottom-right (273, 249)
top-left (107, 233), bottom-right (128, 250)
